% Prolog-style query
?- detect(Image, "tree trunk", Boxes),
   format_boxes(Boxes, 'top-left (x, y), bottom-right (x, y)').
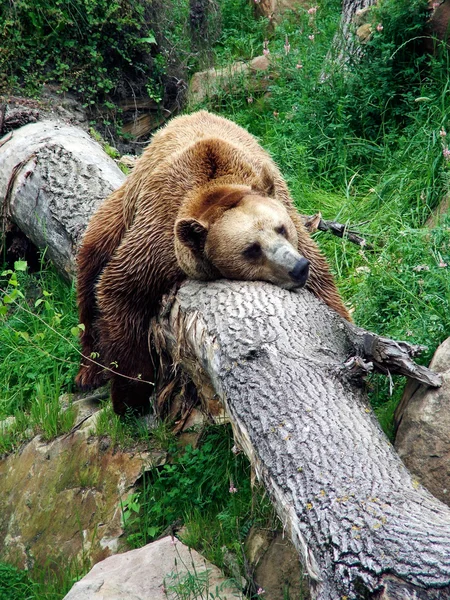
top-left (0, 121), bottom-right (125, 279)
top-left (154, 280), bottom-right (450, 600)
top-left (332, 0), bottom-right (377, 64)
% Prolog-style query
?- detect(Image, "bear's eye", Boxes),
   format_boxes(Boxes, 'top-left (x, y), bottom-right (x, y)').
top-left (243, 242), bottom-right (262, 260)
top-left (275, 225), bottom-right (287, 237)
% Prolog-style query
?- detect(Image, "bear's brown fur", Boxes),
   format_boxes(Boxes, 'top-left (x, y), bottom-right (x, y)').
top-left (76, 110), bottom-right (350, 414)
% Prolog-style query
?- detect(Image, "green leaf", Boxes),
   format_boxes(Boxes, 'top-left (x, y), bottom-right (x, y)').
top-left (140, 34), bottom-right (156, 44)
top-left (14, 260), bottom-right (28, 271)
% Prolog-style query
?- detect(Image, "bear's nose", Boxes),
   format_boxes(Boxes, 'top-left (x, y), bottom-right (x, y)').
top-left (289, 258), bottom-right (310, 287)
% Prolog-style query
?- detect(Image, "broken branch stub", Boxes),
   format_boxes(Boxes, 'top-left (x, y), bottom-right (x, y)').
top-left (346, 325), bottom-right (442, 388)
top-left (155, 280), bottom-right (450, 600)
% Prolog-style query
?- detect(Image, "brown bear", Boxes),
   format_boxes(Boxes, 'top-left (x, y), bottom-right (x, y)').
top-left (76, 110), bottom-right (350, 415)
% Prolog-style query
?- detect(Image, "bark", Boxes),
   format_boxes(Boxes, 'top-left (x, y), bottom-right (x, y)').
top-left (332, 0), bottom-right (377, 65)
top-left (0, 120), bottom-right (125, 279)
top-left (154, 280), bottom-right (450, 600)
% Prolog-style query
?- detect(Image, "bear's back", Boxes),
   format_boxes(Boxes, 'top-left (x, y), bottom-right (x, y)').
top-left (139, 110), bottom-right (273, 178)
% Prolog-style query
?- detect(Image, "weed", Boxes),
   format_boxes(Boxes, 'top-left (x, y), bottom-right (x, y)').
top-left (122, 426), bottom-right (276, 576)
top-left (163, 550), bottom-right (241, 599)
top-left (0, 262), bottom-right (79, 420)
top-left (0, 0), bottom-right (162, 104)
top-left (94, 401), bottom-right (162, 449)
top-left (30, 366), bottom-right (76, 441)
top-left (0, 562), bottom-right (34, 600)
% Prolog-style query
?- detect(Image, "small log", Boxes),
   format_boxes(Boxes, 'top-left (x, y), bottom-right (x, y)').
top-left (154, 280), bottom-right (449, 599)
top-left (302, 212), bottom-right (371, 248)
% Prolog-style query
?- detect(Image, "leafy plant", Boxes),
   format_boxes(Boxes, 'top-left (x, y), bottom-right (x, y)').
top-left (30, 366), bottom-right (76, 440)
top-left (0, 262), bottom-right (79, 419)
top-left (0, 562), bottom-right (35, 600)
top-left (122, 426), bottom-right (275, 572)
top-left (94, 401), bottom-right (162, 449)
top-left (0, 0), bottom-right (162, 104)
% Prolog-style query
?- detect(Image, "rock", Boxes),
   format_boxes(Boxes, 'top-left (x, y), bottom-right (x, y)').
top-left (356, 22), bottom-right (373, 44)
top-left (245, 529), bottom-right (309, 599)
top-left (426, 0), bottom-right (450, 50)
top-left (63, 536), bottom-right (242, 600)
top-left (254, 0), bottom-right (309, 23)
top-left (0, 105), bottom-right (39, 133)
top-left (188, 56), bottom-right (270, 105)
top-left (118, 155), bottom-right (138, 171)
top-left (426, 193), bottom-right (449, 227)
top-left (394, 337), bottom-right (450, 505)
top-left (0, 406), bottom-right (165, 572)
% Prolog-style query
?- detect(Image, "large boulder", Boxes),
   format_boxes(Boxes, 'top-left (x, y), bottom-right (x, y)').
top-left (63, 536), bottom-right (241, 599)
top-left (0, 398), bottom-right (163, 572)
top-left (188, 55), bottom-right (270, 105)
top-left (394, 337), bottom-right (450, 505)
top-left (245, 528), bottom-right (309, 599)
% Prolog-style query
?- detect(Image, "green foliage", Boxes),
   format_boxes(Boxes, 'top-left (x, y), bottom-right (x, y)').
top-left (122, 426), bottom-right (274, 571)
top-left (163, 563), bottom-right (236, 600)
top-left (0, 559), bottom-right (85, 600)
top-left (214, 0), bottom-right (267, 65)
top-left (30, 366), bottom-right (76, 441)
top-left (0, 261), bottom-right (80, 452)
top-left (0, 0), bottom-right (161, 103)
top-left (94, 402), bottom-right (173, 449)
top-left (0, 563), bottom-right (34, 600)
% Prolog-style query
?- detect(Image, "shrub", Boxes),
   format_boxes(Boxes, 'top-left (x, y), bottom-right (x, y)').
top-left (0, 0), bottom-right (162, 103)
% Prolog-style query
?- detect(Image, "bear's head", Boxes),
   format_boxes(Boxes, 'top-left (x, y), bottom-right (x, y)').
top-left (174, 184), bottom-right (310, 290)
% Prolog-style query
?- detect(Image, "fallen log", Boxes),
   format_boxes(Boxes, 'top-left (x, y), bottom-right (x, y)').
top-left (0, 120), bottom-right (125, 279)
top-left (154, 280), bottom-right (450, 600)
top-left (1, 120), bottom-right (447, 597)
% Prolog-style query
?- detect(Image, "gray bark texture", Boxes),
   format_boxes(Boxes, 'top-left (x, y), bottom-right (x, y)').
top-left (155, 280), bottom-right (450, 600)
top-left (340, 0), bottom-right (376, 39)
top-left (332, 0), bottom-right (377, 64)
top-left (0, 120), bottom-right (125, 279)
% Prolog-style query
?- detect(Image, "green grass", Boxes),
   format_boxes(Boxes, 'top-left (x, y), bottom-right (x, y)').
top-left (0, 261), bottom-right (80, 451)
top-left (0, 560), bottom-right (86, 600)
top-left (93, 401), bottom-right (177, 450)
top-left (0, 563), bottom-right (34, 600)
top-left (122, 426), bottom-right (276, 575)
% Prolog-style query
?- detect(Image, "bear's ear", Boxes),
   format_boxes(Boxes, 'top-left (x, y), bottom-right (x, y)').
top-left (175, 218), bottom-right (208, 255)
top-left (252, 165), bottom-right (275, 197)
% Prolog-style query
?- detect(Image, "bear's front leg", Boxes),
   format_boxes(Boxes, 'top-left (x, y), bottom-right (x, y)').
top-left (76, 187), bottom-right (130, 389)
top-left (109, 372), bottom-right (154, 416)
top-left (95, 300), bottom-right (155, 414)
